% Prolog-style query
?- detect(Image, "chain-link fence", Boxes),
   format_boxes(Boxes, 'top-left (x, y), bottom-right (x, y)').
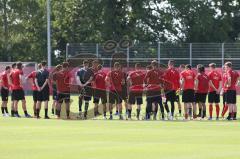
top-left (66, 42), bottom-right (240, 69)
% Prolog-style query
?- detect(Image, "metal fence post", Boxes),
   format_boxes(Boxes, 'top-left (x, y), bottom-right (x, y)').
top-left (96, 43), bottom-right (99, 57)
top-left (127, 47), bottom-right (130, 67)
top-left (66, 43), bottom-right (69, 60)
top-left (157, 42), bottom-right (161, 63)
top-left (190, 43), bottom-right (192, 65)
top-left (222, 43), bottom-right (224, 66)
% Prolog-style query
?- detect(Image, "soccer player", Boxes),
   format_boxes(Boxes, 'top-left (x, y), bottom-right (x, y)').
top-left (9, 62), bottom-right (31, 118)
top-left (163, 60), bottom-right (180, 120)
top-left (180, 64), bottom-right (195, 120)
top-left (144, 60), bottom-right (165, 120)
top-left (10, 63), bottom-right (16, 117)
top-left (35, 61), bottom-right (50, 119)
top-left (93, 64), bottom-right (107, 119)
top-left (221, 66), bottom-right (228, 118)
top-left (52, 62), bottom-right (72, 119)
top-left (176, 64), bottom-right (185, 115)
top-left (224, 62), bottom-right (239, 120)
top-left (76, 60), bottom-right (94, 119)
top-left (105, 62), bottom-right (125, 120)
top-left (26, 63), bottom-right (42, 117)
top-left (121, 66), bottom-right (129, 118)
top-left (51, 64), bottom-right (62, 115)
top-left (208, 63), bottom-right (222, 120)
top-left (91, 60), bottom-right (101, 116)
top-left (194, 65), bottom-right (209, 119)
top-left (127, 63), bottom-right (145, 120)
top-left (0, 66), bottom-right (11, 117)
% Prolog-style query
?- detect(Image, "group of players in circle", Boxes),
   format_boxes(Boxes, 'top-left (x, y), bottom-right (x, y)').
top-left (0, 59), bottom-right (239, 121)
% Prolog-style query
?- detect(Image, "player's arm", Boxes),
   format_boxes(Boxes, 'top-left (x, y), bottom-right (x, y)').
top-left (194, 76), bottom-right (198, 91)
top-left (180, 76), bottom-right (184, 90)
top-left (209, 80), bottom-right (217, 92)
top-left (19, 73), bottom-right (24, 88)
top-left (40, 77), bottom-right (49, 90)
top-left (34, 77), bottom-right (41, 91)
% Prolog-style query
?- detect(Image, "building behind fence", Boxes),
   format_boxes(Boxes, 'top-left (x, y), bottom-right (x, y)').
top-left (67, 43), bottom-right (240, 69)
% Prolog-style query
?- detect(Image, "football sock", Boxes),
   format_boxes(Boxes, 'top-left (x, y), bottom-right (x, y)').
top-left (179, 109), bottom-right (182, 114)
top-left (202, 110), bottom-right (206, 118)
top-left (233, 112), bottom-right (237, 119)
top-left (136, 109), bottom-right (140, 118)
top-left (103, 112), bottom-right (106, 117)
top-left (164, 103), bottom-right (170, 113)
top-left (24, 110), bottom-right (28, 116)
top-left (36, 109), bottom-right (40, 117)
top-left (78, 99), bottom-right (82, 112)
top-left (11, 110), bottom-right (15, 116)
top-left (44, 108), bottom-right (48, 117)
top-left (216, 104), bottom-right (220, 118)
top-left (1, 107), bottom-right (4, 114)
top-left (198, 108), bottom-right (202, 116)
top-left (209, 104), bottom-right (213, 118)
top-left (52, 108), bottom-right (54, 114)
top-left (4, 107), bottom-right (9, 114)
top-left (66, 109), bottom-right (70, 117)
top-left (170, 101), bottom-right (175, 116)
top-left (128, 109), bottom-right (132, 118)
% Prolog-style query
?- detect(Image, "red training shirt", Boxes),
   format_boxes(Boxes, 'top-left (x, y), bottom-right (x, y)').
top-left (163, 68), bottom-right (180, 91)
top-left (225, 69), bottom-right (239, 91)
top-left (26, 71), bottom-right (38, 91)
top-left (129, 70), bottom-right (145, 92)
top-left (106, 70), bottom-right (124, 91)
top-left (54, 70), bottom-right (72, 93)
top-left (180, 69), bottom-right (195, 90)
top-left (208, 70), bottom-right (222, 92)
top-left (196, 73), bottom-right (209, 93)
top-left (10, 69), bottom-right (23, 90)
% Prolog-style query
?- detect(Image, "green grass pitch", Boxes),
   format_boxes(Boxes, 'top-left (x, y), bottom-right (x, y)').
top-left (0, 96), bottom-right (240, 159)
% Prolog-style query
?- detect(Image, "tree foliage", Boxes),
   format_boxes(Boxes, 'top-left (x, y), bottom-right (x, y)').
top-left (0, 0), bottom-right (239, 63)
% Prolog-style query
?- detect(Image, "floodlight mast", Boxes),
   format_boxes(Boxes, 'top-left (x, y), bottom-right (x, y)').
top-left (47, 0), bottom-right (51, 67)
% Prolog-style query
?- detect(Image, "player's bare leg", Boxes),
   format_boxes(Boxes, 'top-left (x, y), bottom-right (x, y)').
top-left (109, 103), bottom-right (113, 120)
top-left (65, 102), bottom-right (70, 119)
top-left (184, 103), bottom-right (189, 120)
top-left (127, 104), bottom-right (132, 120)
top-left (36, 101), bottom-right (42, 119)
top-left (1, 101), bottom-right (9, 116)
top-left (177, 101), bottom-right (182, 115)
top-left (51, 100), bottom-right (56, 115)
top-left (233, 104), bottom-right (237, 120)
top-left (227, 104), bottom-right (234, 120)
top-left (11, 101), bottom-right (15, 117)
top-left (103, 104), bottom-right (107, 119)
top-left (56, 102), bottom-right (62, 119)
top-left (192, 102), bottom-right (197, 119)
top-left (14, 100), bottom-right (20, 117)
top-left (21, 99), bottom-right (30, 118)
top-left (33, 101), bottom-right (37, 117)
top-left (201, 102), bottom-right (206, 119)
top-left (136, 104), bottom-right (141, 120)
top-left (118, 103), bottom-right (123, 120)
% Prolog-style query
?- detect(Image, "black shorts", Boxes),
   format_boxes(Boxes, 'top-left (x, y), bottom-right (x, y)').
top-left (175, 95), bottom-right (180, 102)
top-left (122, 85), bottom-right (128, 100)
top-left (195, 93), bottom-right (207, 103)
top-left (1, 87), bottom-right (9, 101)
top-left (146, 91), bottom-right (162, 104)
top-left (52, 90), bottom-right (57, 101)
top-left (128, 91), bottom-right (143, 105)
top-left (80, 86), bottom-right (92, 101)
top-left (109, 91), bottom-right (122, 104)
top-left (36, 87), bottom-right (50, 102)
top-left (12, 89), bottom-right (25, 101)
top-left (182, 89), bottom-right (195, 103)
top-left (93, 89), bottom-right (107, 104)
top-left (165, 90), bottom-right (176, 102)
top-left (33, 90), bottom-right (38, 102)
top-left (226, 90), bottom-right (236, 104)
top-left (57, 92), bottom-right (71, 103)
top-left (208, 91), bottom-right (220, 103)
